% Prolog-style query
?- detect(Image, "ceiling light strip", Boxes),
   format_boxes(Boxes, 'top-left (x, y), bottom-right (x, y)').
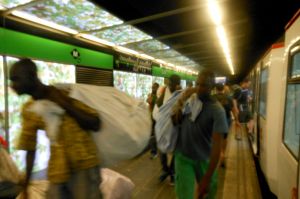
top-left (79, 34), bottom-right (115, 47)
top-left (207, 0), bottom-right (234, 75)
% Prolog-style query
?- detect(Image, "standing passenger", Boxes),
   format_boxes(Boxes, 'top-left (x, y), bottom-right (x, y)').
top-left (147, 82), bottom-right (159, 159)
top-left (153, 75), bottom-right (181, 185)
top-left (173, 69), bottom-right (228, 199)
top-left (9, 59), bottom-right (102, 199)
top-left (232, 78), bottom-right (253, 140)
top-left (213, 83), bottom-right (233, 168)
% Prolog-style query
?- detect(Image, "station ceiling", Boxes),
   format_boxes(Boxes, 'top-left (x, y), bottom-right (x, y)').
top-left (0, 0), bottom-right (299, 82)
top-left (93, 0), bottom-right (299, 81)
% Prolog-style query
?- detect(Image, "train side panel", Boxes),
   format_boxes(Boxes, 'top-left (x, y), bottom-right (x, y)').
top-left (264, 46), bottom-right (284, 195)
top-left (277, 12), bottom-right (300, 199)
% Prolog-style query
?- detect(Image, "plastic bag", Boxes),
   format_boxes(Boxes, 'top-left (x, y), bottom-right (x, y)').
top-left (100, 168), bottom-right (134, 199)
top-left (17, 181), bottom-right (49, 199)
top-left (0, 147), bottom-right (22, 184)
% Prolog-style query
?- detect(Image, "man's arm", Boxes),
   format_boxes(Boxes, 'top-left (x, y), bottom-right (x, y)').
top-left (156, 90), bottom-right (165, 108)
top-left (46, 88), bottom-right (100, 131)
top-left (197, 133), bottom-right (222, 198)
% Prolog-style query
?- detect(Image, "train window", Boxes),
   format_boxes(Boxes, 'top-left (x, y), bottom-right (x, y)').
top-left (136, 74), bottom-right (153, 101)
top-left (114, 71), bottom-right (137, 98)
top-left (152, 76), bottom-right (164, 86)
top-left (291, 53), bottom-right (300, 78)
top-left (283, 84), bottom-right (300, 159)
top-left (283, 51), bottom-right (300, 159)
top-left (259, 68), bottom-right (268, 117)
top-left (113, 71), bottom-right (155, 101)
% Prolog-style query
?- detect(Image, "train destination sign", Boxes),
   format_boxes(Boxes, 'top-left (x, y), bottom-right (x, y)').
top-left (114, 53), bottom-right (152, 74)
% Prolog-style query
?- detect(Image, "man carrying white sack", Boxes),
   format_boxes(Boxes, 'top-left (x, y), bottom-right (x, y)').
top-left (9, 59), bottom-right (102, 199)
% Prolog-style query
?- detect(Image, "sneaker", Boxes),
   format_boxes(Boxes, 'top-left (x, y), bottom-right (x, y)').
top-left (159, 171), bottom-right (169, 182)
top-left (150, 153), bottom-right (158, 159)
top-left (169, 175), bottom-right (175, 186)
top-left (235, 134), bottom-right (241, 140)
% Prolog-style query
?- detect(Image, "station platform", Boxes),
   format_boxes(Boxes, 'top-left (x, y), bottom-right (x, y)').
top-left (110, 125), bottom-right (262, 199)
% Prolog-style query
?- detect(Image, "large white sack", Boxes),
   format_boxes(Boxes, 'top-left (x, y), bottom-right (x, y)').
top-left (69, 84), bottom-right (152, 166)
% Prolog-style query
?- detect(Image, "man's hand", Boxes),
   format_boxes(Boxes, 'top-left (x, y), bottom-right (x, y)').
top-left (171, 107), bottom-right (183, 125)
top-left (196, 175), bottom-right (210, 199)
top-left (235, 120), bottom-right (242, 128)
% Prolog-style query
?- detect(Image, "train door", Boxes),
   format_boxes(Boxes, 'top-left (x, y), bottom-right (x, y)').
top-left (277, 42), bottom-right (300, 199)
top-left (248, 65), bottom-right (260, 155)
top-left (264, 45), bottom-right (285, 195)
top-left (257, 60), bottom-right (269, 175)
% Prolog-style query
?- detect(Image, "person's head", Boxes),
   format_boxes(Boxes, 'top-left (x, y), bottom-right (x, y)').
top-left (240, 77), bottom-right (251, 89)
top-left (196, 69), bottom-right (215, 101)
top-left (224, 84), bottom-right (231, 95)
top-left (9, 58), bottom-right (40, 95)
top-left (187, 81), bottom-right (193, 88)
top-left (152, 82), bottom-right (159, 93)
top-left (168, 74), bottom-right (181, 93)
top-left (215, 83), bottom-right (224, 93)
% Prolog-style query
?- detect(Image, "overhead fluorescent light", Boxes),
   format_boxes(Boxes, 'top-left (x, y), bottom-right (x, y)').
top-left (12, 10), bottom-right (78, 35)
top-left (139, 53), bottom-right (154, 60)
top-left (115, 46), bottom-right (139, 55)
top-left (207, 0), bottom-right (234, 75)
top-left (79, 34), bottom-right (115, 47)
top-left (208, 0), bottom-right (222, 25)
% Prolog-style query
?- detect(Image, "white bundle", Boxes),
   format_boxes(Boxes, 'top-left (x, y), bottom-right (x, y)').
top-left (28, 84), bottom-right (152, 166)
top-left (69, 84), bottom-right (152, 166)
top-left (154, 90), bottom-right (182, 153)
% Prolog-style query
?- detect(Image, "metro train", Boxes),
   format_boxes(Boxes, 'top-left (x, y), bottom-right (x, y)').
top-left (245, 9), bottom-right (300, 199)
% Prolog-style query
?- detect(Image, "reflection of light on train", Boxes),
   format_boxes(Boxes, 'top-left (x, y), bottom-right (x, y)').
top-left (245, 10), bottom-right (300, 199)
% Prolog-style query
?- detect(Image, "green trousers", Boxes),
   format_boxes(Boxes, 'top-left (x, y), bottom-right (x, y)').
top-left (175, 152), bottom-right (218, 199)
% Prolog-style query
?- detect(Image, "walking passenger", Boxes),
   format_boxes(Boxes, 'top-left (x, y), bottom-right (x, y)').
top-left (9, 59), bottom-right (102, 199)
top-left (147, 82), bottom-right (159, 159)
top-left (173, 69), bottom-right (228, 199)
top-left (213, 83), bottom-right (233, 168)
top-left (232, 78), bottom-right (253, 140)
top-left (153, 75), bottom-right (181, 185)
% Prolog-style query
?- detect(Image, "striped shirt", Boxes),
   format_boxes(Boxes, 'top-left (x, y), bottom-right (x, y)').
top-left (16, 97), bottom-right (100, 183)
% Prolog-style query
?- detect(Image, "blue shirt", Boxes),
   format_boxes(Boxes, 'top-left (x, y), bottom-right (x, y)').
top-left (176, 98), bottom-right (228, 160)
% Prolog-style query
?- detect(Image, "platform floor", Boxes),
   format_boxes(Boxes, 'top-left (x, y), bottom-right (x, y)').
top-left (110, 125), bottom-right (262, 199)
